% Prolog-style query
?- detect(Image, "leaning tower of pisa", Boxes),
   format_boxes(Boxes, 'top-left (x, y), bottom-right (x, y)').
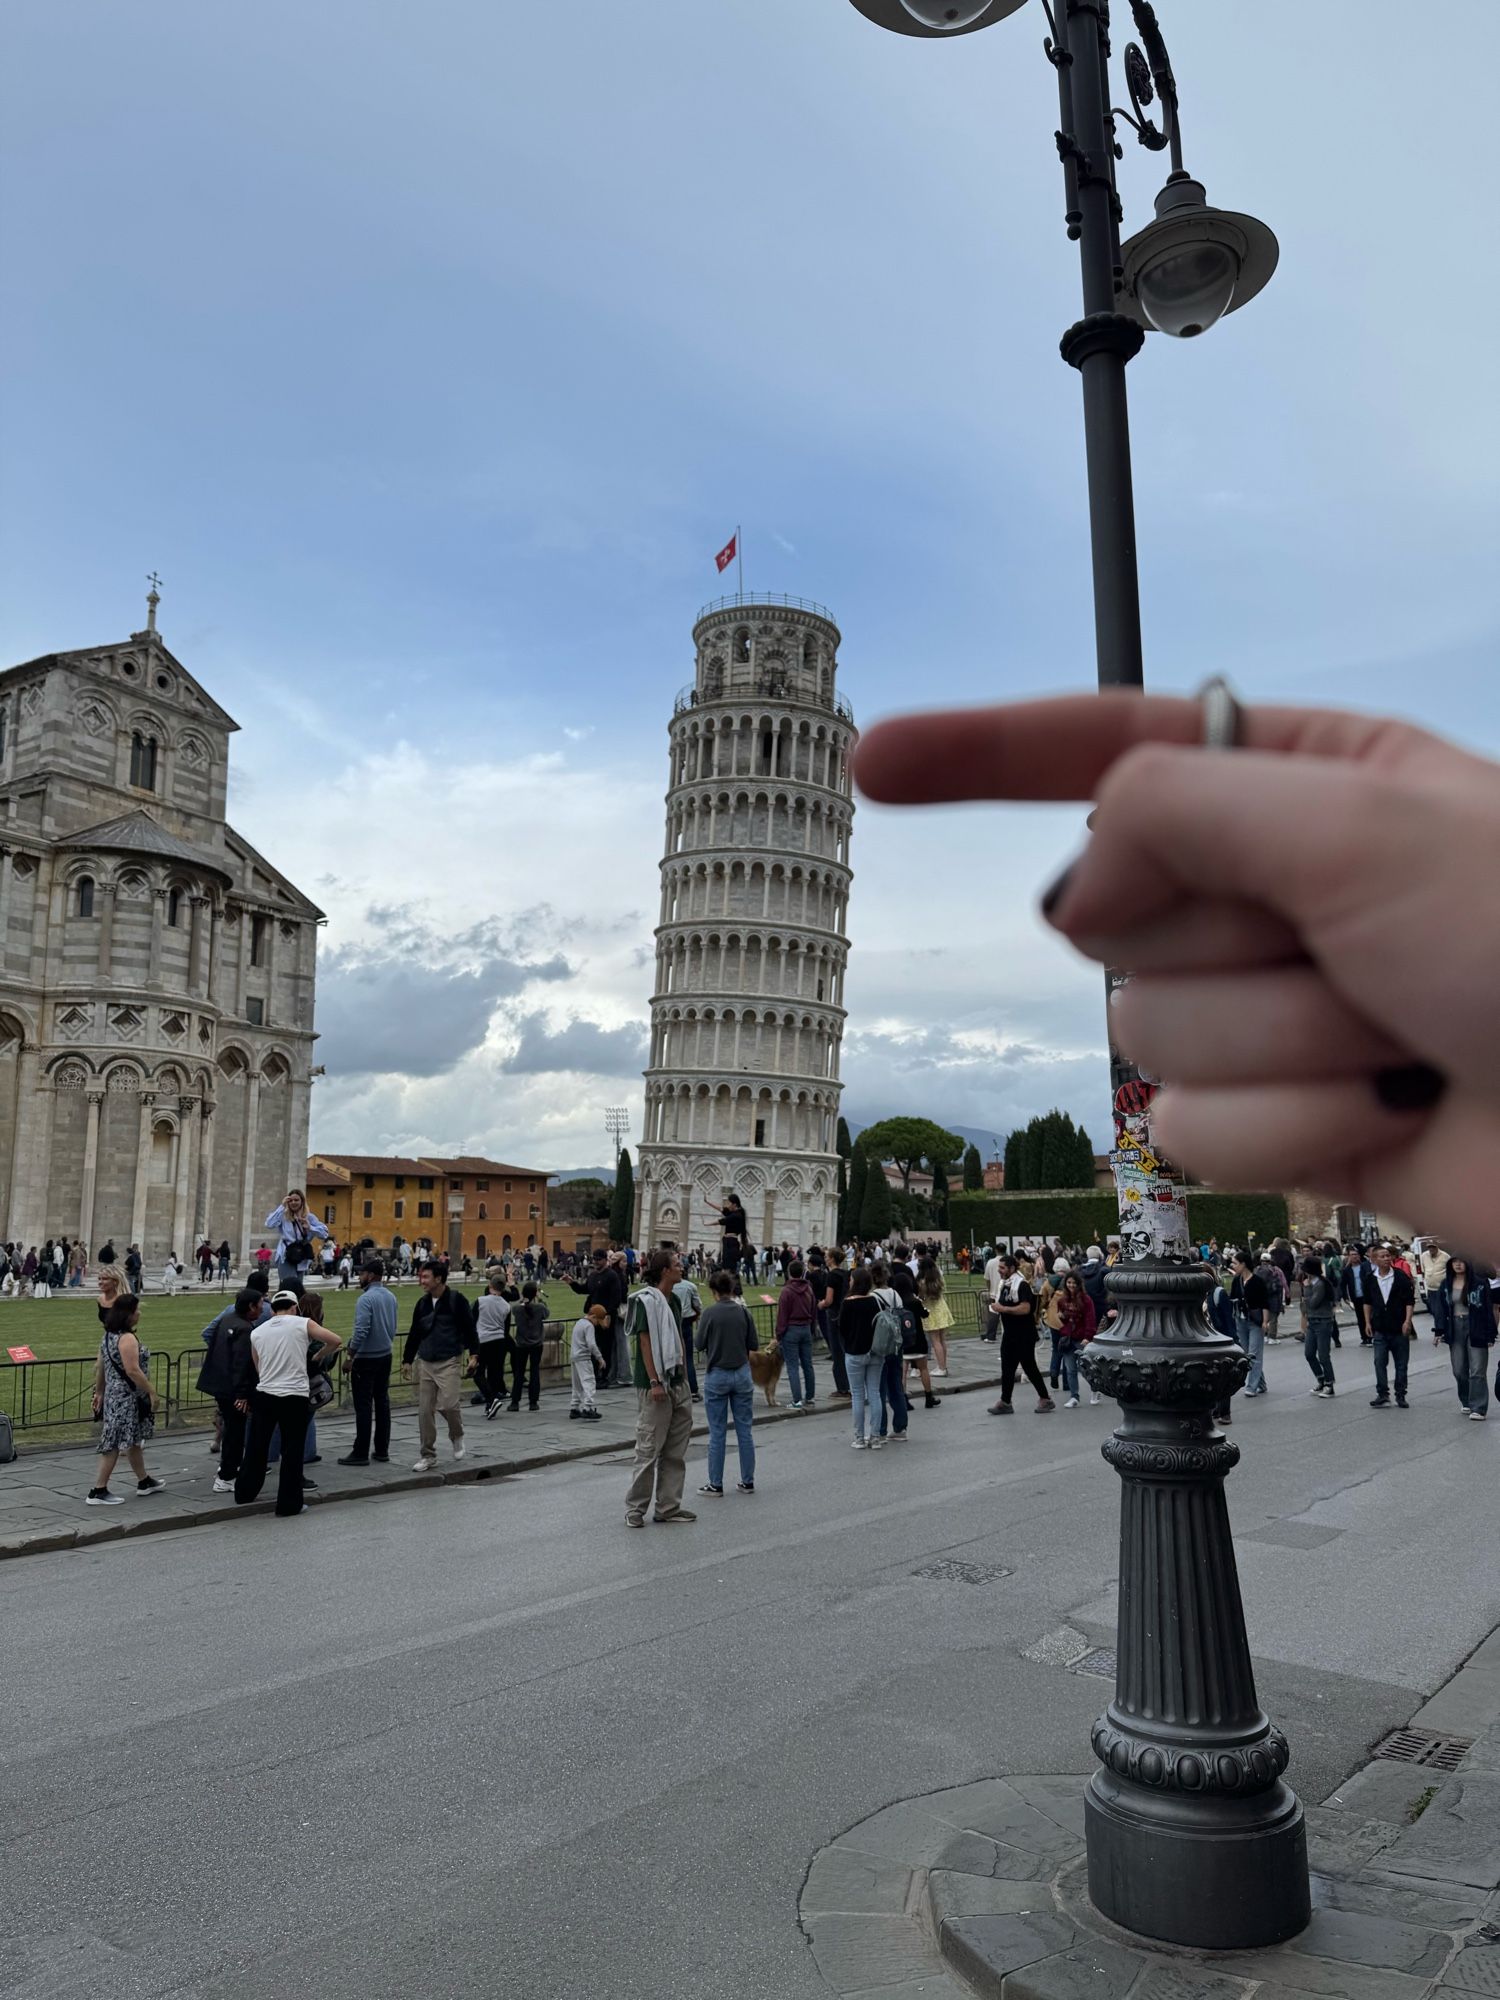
top-left (634, 593), bottom-right (855, 1258)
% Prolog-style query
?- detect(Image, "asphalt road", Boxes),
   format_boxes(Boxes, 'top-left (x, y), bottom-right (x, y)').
top-left (3, 1333), bottom-right (1491, 2000)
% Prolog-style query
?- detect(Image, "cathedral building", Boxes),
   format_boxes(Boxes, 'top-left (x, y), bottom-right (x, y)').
top-left (0, 590), bottom-right (321, 1260)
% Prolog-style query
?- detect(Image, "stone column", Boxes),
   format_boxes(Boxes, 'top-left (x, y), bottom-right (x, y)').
top-left (235, 909), bottom-right (250, 1017)
top-left (79, 1089), bottom-right (103, 1248)
top-left (187, 895), bottom-right (206, 993)
top-left (206, 901), bottom-right (221, 1004)
top-left (97, 881), bottom-right (116, 984)
top-left (170, 1096), bottom-right (198, 1259)
top-left (0, 848), bottom-right (12, 972)
top-left (129, 1091), bottom-right (157, 1253)
top-left (195, 1100), bottom-right (216, 1241)
top-left (286, 1074), bottom-right (310, 1193)
top-left (147, 889), bottom-right (165, 987)
top-left (238, 1071), bottom-right (262, 1263)
top-left (8, 1044), bottom-right (44, 1245)
top-left (264, 918), bottom-right (278, 1025)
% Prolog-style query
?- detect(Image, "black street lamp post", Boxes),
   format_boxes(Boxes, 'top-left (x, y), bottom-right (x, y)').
top-left (840, 0), bottom-right (1309, 1952)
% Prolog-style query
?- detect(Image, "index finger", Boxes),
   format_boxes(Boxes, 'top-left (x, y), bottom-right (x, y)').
top-left (851, 691), bottom-right (1427, 806)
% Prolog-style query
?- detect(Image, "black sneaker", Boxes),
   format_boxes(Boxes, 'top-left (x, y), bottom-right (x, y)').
top-left (302, 1477), bottom-right (318, 1489)
top-left (569, 1409), bottom-right (581, 1420)
top-left (1396, 1398), bottom-right (1409, 1409)
top-left (306, 1455), bottom-right (322, 1465)
top-left (136, 1476), bottom-right (165, 1494)
top-left (372, 1452), bottom-right (389, 1463)
top-left (1370, 1396), bottom-right (1390, 1407)
top-left (337, 1454), bottom-right (369, 1467)
top-left (86, 1487), bottom-right (124, 1506)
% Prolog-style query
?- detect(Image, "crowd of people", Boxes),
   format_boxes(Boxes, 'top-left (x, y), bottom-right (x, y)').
top-left (65, 1172), bottom-right (1498, 1523)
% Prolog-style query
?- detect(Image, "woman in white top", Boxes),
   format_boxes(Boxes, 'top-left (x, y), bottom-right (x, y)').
top-left (234, 1288), bottom-right (342, 1517)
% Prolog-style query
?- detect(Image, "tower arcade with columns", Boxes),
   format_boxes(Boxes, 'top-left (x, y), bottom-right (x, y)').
top-left (0, 595), bottom-right (321, 1262)
top-left (635, 594), bottom-right (854, 1257)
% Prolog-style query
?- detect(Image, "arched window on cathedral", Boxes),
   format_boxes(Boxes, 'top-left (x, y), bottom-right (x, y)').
top-left (167, 888), bottom-right (181, 928)
top-left (130, 731), bottom-right (158, 791)
top-left (76, 876), bottom-right (95, 919)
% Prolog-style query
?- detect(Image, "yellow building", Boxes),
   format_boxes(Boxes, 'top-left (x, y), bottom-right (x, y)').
top-left (307, 1152), bottom-right (549, 1261)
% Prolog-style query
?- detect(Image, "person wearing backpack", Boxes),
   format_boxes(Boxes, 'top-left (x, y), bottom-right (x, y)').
top-left (1299, 1255), bottom-right (1339, 1398)
top-left (987, 1255), bottom-right (1055, 1417)
top-left (889, 1260), bottom-right (940, 1411)
top-left (838, 1266), bottom-right (884, 1449)
top-left (696, 1270), bottom-right (759, 1494)
top-left (198, 1286), bottom-right (261, 1491)
top-left (869, 1261), bottom-right (912, 1441)
top-left (1257, 1253), bottom-right (1287, 1340)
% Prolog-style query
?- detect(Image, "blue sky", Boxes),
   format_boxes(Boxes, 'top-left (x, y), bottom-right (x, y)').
top-left (4, 0), bottom-right (1496, 1170)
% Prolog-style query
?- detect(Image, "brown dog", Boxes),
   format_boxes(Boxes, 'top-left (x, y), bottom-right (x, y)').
top-left (748, 1341), bottom-right (785, 1408)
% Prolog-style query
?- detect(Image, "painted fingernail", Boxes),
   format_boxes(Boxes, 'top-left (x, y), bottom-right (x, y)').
top-left (1373, 1063), bottom-right (1446, 1113)
top-left (1040, 863), bottom-right (1075, 921)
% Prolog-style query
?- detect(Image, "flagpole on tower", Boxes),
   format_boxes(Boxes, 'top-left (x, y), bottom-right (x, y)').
top-left (736, 524), bottom-right (743, 601)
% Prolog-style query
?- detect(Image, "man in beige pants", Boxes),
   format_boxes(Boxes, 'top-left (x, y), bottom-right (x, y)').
top-left (401, 1261), bottom-right (477, 1472)
top-left (624, 1249), bottom-right (695, 1528)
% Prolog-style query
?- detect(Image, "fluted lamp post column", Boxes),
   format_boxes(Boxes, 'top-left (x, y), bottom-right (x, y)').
top-left (836, 0), bottom-right (1306, 1953)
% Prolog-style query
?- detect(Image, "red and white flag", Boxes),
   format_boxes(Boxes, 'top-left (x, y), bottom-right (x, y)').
top-left (714, 533), bottom-right (737, 574)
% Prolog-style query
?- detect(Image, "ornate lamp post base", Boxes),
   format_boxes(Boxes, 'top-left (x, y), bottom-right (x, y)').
top-left (1080, 1260), bottom-right (1312, 1951)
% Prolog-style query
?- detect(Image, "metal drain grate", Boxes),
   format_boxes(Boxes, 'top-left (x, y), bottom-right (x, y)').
top-left (912, 1559), bottom-right (1010, 1586)
top-left (1073, 1648), bottom-right (1118, 1680)
top-left (1374, 1728), bottom-right (1473, 1772)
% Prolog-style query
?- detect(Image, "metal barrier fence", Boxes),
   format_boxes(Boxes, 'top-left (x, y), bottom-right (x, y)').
top-left (0, 1291), bottom-right (986, 1437)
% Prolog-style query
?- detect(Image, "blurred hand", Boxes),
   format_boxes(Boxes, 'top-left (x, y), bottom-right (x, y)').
top-left (855, 691), bottom-right (1500, 1256)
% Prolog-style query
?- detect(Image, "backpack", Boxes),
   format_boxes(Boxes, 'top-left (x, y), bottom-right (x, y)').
top-left (871, 1289), bottom-right (912, 1361)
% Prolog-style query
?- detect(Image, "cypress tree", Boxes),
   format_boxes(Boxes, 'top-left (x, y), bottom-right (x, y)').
top-left (609, 1149), bottom-right (636, 1245)
top-left (931, 1157), bottom-right (950, 1227)
top-left (962, 1143), bottom-right (984, 1192)
top-left (1003, 1129), bottom-right (1025, 1191)
top-left (843, 1144), bottom-right (868, 1242)
top-left (859, 1156), bottom-right (893, 1241)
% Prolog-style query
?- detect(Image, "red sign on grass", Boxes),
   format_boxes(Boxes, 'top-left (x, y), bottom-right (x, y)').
top-left (7, 1345), bottom-right (37, 1364)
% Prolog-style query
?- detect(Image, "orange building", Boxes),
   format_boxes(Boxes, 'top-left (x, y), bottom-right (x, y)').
top-left (419, 1156), bottom-right (549, 1261)
top-left (307, 1153), bottom-right (549, 1261)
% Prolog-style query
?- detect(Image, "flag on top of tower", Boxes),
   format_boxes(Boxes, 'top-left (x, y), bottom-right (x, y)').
top-left (714, 533), bottom-right (737, 574)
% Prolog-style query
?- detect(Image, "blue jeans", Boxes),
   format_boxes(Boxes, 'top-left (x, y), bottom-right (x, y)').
top-left (682, 1324), bottom-right (699, 1395)
top-left (1236, 1313), bottom-right (1265, 1394)
top-left (878, 1354), bottom-right (908, 1437)
top-left (1428, 1288), bottom-right (1449, 1340)
top-left (846, 1351), bottom-right (881, 1441)
top-left (1057, 1343), bottom-right (1080, 1398)
top-left (782, 1326), bottom-right (815, 1404)
top-left (1048, 1330), bottom-right (1064, 1386)
top-left (705, 1364), bottom-right (754, 1485)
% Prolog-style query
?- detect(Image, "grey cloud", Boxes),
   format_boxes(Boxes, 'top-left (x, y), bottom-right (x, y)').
top-left (316, 912), bottom-right (573, 1078)
top-left (502, 1013), bottom-right (649, 1079)
top-left (841, 1020), bottom-right (1109, 1148)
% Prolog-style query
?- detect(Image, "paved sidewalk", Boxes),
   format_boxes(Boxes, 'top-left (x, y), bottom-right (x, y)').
top-left (800, 1630), bottom-right (1500, 1997)
top-left (0, 1340), bottom-right (1007, 1558)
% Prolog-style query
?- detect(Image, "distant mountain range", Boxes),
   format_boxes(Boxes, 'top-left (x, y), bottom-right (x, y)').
top-left (549, 1123), bottom-right (1007, 1189)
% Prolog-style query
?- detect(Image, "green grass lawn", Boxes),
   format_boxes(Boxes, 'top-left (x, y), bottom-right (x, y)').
top-left (2, 1268), bottom-right (989, 1441)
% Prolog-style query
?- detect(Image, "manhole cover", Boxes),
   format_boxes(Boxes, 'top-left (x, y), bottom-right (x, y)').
top-left (1375, 1728), bottom-right (1473, 1772)
top-left (1073, 1648), bottom-right (1118, 1680)
top-left (912, 1559), bottom-right (1010, 1586)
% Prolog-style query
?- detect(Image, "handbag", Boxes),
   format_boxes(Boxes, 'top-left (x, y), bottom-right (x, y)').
top-left (104, 1337), bottom-right (153, 1422)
